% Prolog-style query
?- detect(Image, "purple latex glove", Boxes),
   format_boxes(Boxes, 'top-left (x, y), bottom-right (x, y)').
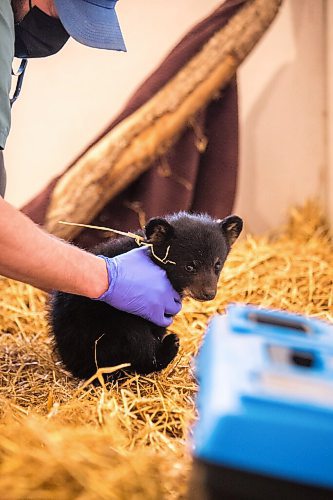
top-left (96, 247), bottom-right (182, 327)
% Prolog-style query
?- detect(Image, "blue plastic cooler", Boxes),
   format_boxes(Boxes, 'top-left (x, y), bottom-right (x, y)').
top-left (191, 304), bottom-right (333, 500)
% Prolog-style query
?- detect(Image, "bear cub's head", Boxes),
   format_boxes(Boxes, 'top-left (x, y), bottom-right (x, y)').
top-left (144, 212), bottom-right (243, 301)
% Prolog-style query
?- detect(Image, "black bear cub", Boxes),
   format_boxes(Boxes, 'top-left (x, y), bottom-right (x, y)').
top-left (49, 212), bottom-right (243, 381)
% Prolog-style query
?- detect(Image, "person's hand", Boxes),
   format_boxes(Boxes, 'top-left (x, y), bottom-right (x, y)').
top-left (96, 247), bottom-right (182, 326)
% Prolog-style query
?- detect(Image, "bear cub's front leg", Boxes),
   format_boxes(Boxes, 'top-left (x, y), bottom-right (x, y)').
top-left (155, 334), bottom-right (180, 371)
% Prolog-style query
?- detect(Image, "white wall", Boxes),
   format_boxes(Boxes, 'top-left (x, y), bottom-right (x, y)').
top-left (4, 0), bottom-right (329, 233)
top-left (235, 0), bottom-right (327, 232)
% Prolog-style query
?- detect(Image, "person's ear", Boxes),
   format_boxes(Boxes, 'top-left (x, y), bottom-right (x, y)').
top-left (144, 218), bottom-right (175, 244)
top-left (219, 215), bottom-right (243, 246)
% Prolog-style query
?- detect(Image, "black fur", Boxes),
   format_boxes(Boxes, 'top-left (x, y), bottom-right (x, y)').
top-left (49, 212), bottom-right (242, 381)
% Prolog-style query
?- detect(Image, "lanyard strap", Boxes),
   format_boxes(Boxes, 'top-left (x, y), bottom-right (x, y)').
top-left (10, 58), bottom-right (28, 107)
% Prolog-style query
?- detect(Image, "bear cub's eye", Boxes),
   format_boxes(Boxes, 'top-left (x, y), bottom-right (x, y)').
top-left (214, 260), bottom-right (222, 274)
top-left (185, 263), bottom-right (197, 273)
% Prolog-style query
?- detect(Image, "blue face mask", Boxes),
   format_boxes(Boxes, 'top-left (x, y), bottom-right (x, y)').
top-left (14, 1), bottom-right (69, 59)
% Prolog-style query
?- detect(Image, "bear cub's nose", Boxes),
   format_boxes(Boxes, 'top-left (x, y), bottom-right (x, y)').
top-left (199, 289), bottom-right (216, 301)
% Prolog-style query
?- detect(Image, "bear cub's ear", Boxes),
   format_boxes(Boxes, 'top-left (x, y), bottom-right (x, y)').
top-left (144, 218), bottom-right (175, 244)
top-left (219, 215), bottom-right (243, 246)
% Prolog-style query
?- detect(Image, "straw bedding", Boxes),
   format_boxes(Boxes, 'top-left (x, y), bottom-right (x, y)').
top-left (0, 202), bottom-right (332, 499)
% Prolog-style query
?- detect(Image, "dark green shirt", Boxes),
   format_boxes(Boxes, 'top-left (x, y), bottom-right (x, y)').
top-left (0, 0), bottom-right (14, 149)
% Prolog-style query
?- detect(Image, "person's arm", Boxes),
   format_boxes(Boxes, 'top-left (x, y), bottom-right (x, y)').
top-left (0, 196), bottom-right (108, 297)
top-left (0, 196), bottom-right (182, 326)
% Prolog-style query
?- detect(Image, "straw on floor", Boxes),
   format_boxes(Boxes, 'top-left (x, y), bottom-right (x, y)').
top-left (0, 202), bottom-right (332, 499)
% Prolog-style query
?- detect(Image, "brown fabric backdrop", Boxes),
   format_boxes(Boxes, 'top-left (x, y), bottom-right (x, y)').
top-left (22, 0), bottom-right (245, 249)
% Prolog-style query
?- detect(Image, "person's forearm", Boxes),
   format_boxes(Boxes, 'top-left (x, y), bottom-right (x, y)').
top-left (0, 197), bottom-right (108, 297)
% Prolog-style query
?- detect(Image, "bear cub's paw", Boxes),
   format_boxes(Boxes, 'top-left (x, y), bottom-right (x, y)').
top-left (156, 334), bottom-right (180, 370)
